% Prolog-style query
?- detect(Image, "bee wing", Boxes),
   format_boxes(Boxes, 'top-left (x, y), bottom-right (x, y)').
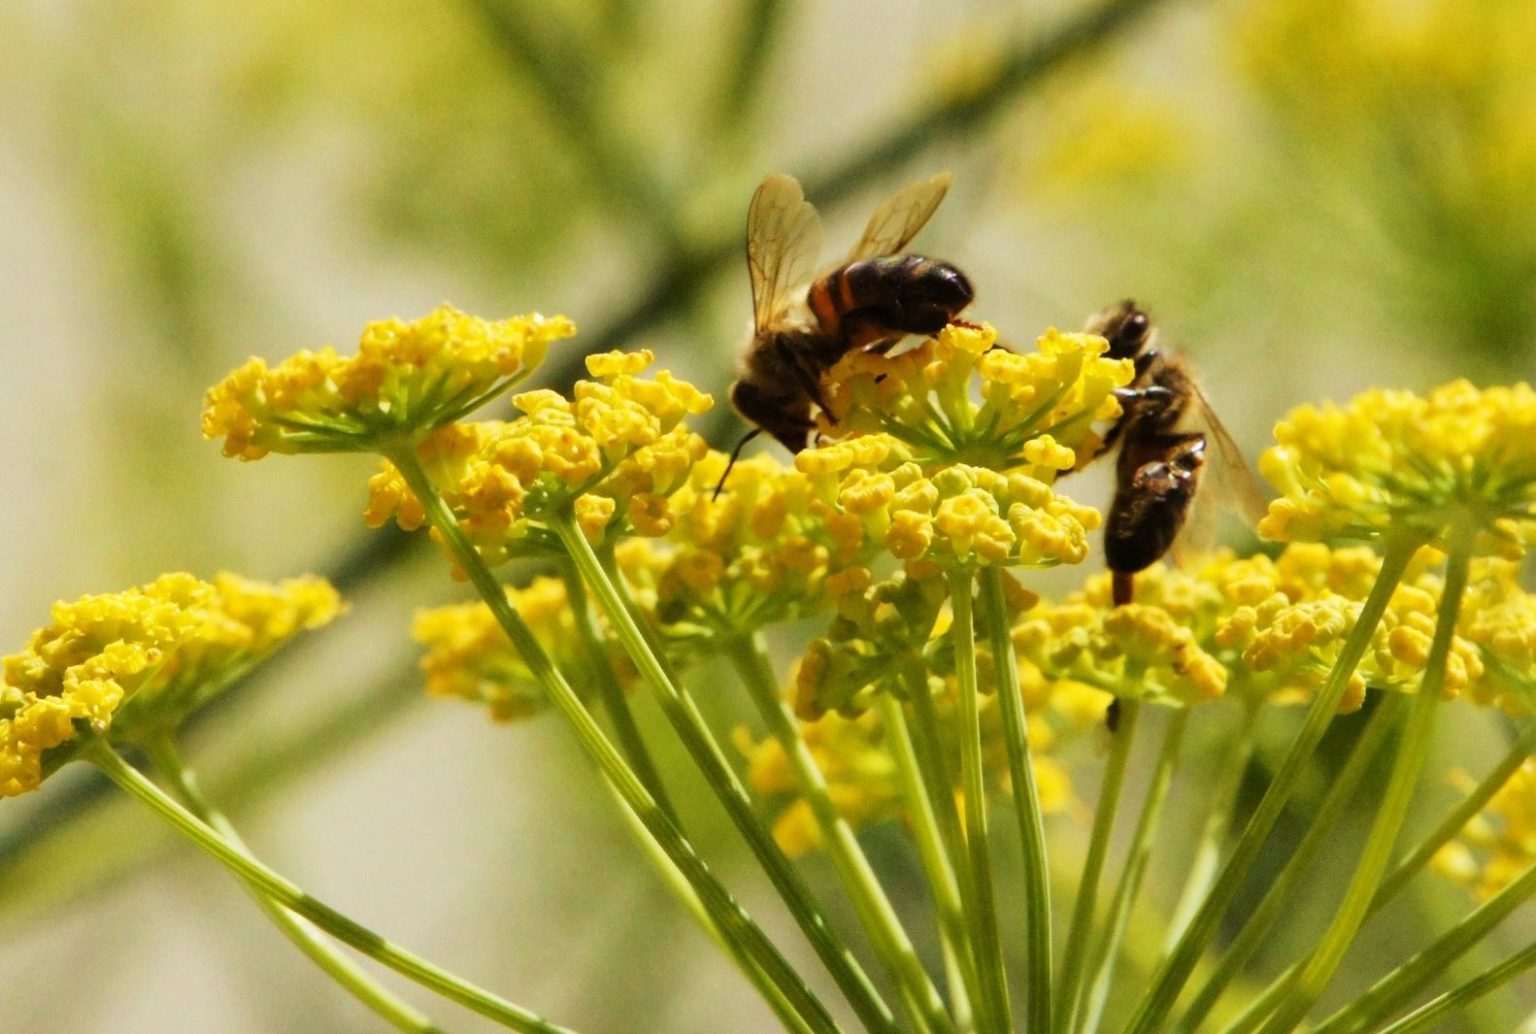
top-left (747, 174), bottom-right (824, 333)
top-left (844, 172), bottom-right (952, 262)
top-left (1171, 384), bottom-right (1268, 563)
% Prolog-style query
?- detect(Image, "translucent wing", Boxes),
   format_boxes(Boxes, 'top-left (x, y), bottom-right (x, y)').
top-left (746, 174), bottom-right (824, 333)
top-left (1171, 382), bottom-right (1268, 563)
top-left (844, 172), bottom-right (952, 263)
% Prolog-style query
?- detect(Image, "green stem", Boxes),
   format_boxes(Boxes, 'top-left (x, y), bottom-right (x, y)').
top-left (1123, 532), bottom-right (1419, 1034)
top-left (87, 740), bottom-right (571, 1033)
top-left (728, 634), bottom-right (954, 1034)
top-left (1079, 708), bottom-right (1189, 1034)
top-left (880, 693), bottom-right (981, 1030)
top-left (904, 665), bottom-right (977, 928)
top-left (1055, 699), bottom-right (1140, 1034)
top-left (1258, 523), bottom-right (1474, 1034)
top-left (141, 737), bottom-right (442, 1034)
top-left (1162, 699), bottom-right (1262, 957)
top-left (1211, 715), bottom-right (1536, 1034)
top-left (549, 510), bottom-right (891, 1034)
top-left (1179, 695), bottom-right (1404, 1034)
top-left (947, 569), bottom-right (1015, 1034)
top-left (597, 779), bottom-right (815, 1034)
top-left (978, 568), bottom-right (1052, 1034)
top-left (557, 558), bottom-right (678, 825)
top-left (1311, 857), bottom-right (1536, 1034)
top-left (386, 448), bottom-right (836, 1033)
top-left (1374, 938), bottom-right (1536, 1034)
top-left (1375, 720), bottom-right (1536, 906)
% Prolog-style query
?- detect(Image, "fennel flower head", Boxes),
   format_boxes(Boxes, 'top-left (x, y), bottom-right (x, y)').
top-left (365, 349), bottom-right (713, 569)
top-left (1, 573), bottom-right (342, 797)
top-left (1258, 380), bottom-right (1536, 554)
top-left (794, 322), bottom-right (1128, 572)
top-left (1436, 759), bottom-right (1536, 900)
top-left (203, 304), bottom-right (576, 459)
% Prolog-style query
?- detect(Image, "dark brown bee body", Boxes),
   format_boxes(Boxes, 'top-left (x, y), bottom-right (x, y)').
top-left (1086, 301), bottom-right (1216, 606)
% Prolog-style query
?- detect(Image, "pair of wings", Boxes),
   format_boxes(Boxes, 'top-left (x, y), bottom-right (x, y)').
top-left (746, 172), bottom-right (951, 333)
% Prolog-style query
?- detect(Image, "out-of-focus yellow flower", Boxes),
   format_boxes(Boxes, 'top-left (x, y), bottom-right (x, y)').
top-left (203, 305), bottom-right (576, 459)
top-left (365, 350), bottom-right (712, 570)
top-left (1258, 381), bottom-right (1536, 553)
top-left (1459, 558), bottom-right (1536, 715)
top-left (413, 577), bottom-right (630, 721)
top-left (1435, 760), bottom-right (1536, 900)
top-left (1, 573), bottom-right (343, 797)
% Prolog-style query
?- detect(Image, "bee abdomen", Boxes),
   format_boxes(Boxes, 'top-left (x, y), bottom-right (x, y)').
top-left (1104, 436), bottom-right (1205, 587)
top-left (808, 256), bottom-right (974, 338)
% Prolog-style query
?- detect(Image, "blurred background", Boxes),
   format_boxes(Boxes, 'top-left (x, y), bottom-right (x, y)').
top-left (2, 0), bottom-right (1534, 1030)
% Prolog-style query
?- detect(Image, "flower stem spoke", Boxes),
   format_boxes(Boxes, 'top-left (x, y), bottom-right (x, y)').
top-left (978, 567), bottom-right (1052, 1034)
top-left (947, 568), bottom-right (1016, 1034)
top-left (729, 635), bottom-right (955, 1034)
top-left (1180, 695), bottom-right (1404, 1034)
top-left (87, 740), bottom-right (572, 1034)
top-left (881, 693), bottom-right (982, 1029)
top-left (1079, 707), bottom-right (1188, 1034)
top-left (1374, 719), bottom-right (1536, 907)
top-left (385, 448), bottom-right (840, 1034)
top-left (1311, 857), bottom-right (1536, 1034)
top-left (558, 559), bottom-right (679, 826)
top-left (1257, 524), bottom-right (1475, 1034)
top-left (1054, 697), bottom-right (1139, 1034)
top-left (549, 510), bottom-right (894, 1034)
top-left (140, 737), bottom-right (442, 1034)
top-left (1162, 698), bottom-right (1261, 958)
top-left (1373, 938), bottom-right (1536, 1034)
top-left (1124, 533), bottom-right (1420, 1034)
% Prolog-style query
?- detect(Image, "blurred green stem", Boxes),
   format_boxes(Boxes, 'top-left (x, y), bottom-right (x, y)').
top-left (87, 739), bottom-right (571, 1033)
top-left (1055, 697), bottom-right (1139, 1034)
top-left (1162, 698), bottom-right (1261, 955)
top-left (1257, 523), bottom-right (1473, 1034)
top-left (557, 558), bottom-right (678, 825)
top-left (386, 446), bottom-right (837, 1033)
top-left (881, 691), bottom-right (981, 1029)
top-left (728, 634), bottom-right (955, 1034)
top-left (947, 569), bottom-right (1015, 1034)
top-left (1079, 707), bottom-right (1188, 1034)
top-left (978, 568), bottom-right (1052, 1034)
top-left (141, 736), bottom-right (442, 1033)
top-left (1179, 696), bottom-right (1403, 1034)
top-left (1311, 857), bottom-right (1536, 1034)
top-left (1375, 938), bottom-right (1536, 1034)
top-left (550, 510), bottom-right (893, 1034)
top-left (1124, 533), bottom-right (1419, 1034)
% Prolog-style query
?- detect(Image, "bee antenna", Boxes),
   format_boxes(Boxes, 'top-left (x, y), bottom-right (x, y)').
top-left (713, 428), bottom-right (762, 501)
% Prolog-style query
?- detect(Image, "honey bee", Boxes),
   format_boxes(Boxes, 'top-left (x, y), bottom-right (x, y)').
top-left (722, 173), bottom-right (974, 481)
top-left (1085, 300), bottom-right (1265, 606)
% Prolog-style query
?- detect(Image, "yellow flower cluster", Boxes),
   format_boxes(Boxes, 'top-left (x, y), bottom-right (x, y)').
top-left (1435, 759), bottom-right (1536, 900)
top-left (1259, 381), bottom-right (1536, 552)
top-left (738, 671), bottom-right (1079, 858)
top-left (413, 577), bottom-right (631, 721)
top-left (1, 573), bottom-right (342, 797)
top-left (203, 305), bottom-right (576, 459)
top-left (1458, 559), bottom-right (1536, 715)
top-left (820, 322), bottom-right (1131, 476)
top-left (1015, 545), bottom-right (1488, 712)
top-left (797, 434), bottom-right (1102, 571)
top-left (364, 350), bottom-right (712, 568)
top-left (612, 453), bottom-right (855, 645)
